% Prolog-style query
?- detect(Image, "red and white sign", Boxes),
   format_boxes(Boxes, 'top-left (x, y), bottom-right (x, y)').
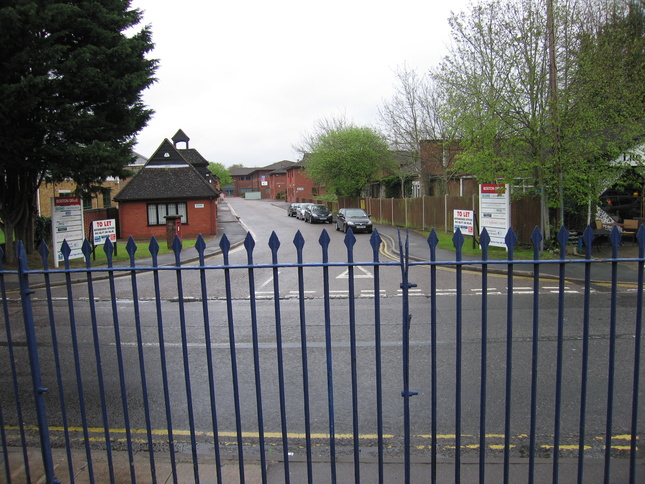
top-left (92, 219), bottom-right (117, 245)
top-left (453, 210), bottom-right (474, 234)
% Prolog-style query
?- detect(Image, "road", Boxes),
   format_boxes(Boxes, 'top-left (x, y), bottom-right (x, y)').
top-left (1, 198), bottom-right (642, 462)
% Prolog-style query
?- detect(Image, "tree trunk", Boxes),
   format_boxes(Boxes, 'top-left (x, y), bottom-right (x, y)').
top-left (2, 220), bottom-right (16, 266)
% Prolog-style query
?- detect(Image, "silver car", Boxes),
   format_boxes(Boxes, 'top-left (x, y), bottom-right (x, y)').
top-left (297, 203), bottom-right (313, 220)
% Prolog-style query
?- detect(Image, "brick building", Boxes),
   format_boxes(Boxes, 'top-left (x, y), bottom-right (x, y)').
top-left (229, 160), bottom-right (295, 198)
top-left (285, 159), bottom-right (326, 202)
top-left (114, 131), bottom-right (221, 239)
top-left (36, 153), bottom-right (147, 217)
top-left (420, 139), bottom-right (476, 196)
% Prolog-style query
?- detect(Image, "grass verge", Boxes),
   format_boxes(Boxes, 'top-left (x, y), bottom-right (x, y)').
top-left (7, 238), bottom-right (203, 270)
top-left (418, 230), bottom-right (558, 260)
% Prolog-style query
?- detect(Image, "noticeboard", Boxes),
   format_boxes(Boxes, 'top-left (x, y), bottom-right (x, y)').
top-left (478, 184), bottom-right (511, 248)
top-left (52, 197), bottom-right (84, 267)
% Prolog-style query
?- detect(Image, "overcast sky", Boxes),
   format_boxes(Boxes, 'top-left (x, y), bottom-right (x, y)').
top-left (129, 0), bottom-right (471, 168)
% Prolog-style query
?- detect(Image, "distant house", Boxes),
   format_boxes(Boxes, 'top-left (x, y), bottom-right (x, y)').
top-left (420, 139), bottom-right (477, 197)
top-left (114, 130), bottom-right (221, 239)
top-left (229, 160), bottom-right (295, 198)
top-left (36, 152), bottom-right (147, 217)
top-left (228, 167), bottom-right (257, 197)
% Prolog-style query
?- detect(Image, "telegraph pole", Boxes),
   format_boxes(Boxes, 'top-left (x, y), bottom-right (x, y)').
top-left (546, 0), bottom-right (564, 228)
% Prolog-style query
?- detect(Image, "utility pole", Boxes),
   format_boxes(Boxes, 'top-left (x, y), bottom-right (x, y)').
top-left (547, 0), bottom-right (564, 228)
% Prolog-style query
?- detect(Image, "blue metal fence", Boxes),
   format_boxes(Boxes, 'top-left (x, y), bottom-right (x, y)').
top-left (0, 225), bottom-right (643, 483)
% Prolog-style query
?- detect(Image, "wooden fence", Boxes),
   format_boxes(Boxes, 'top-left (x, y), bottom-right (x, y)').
top-left (317, 195), bottom-right (542, 245)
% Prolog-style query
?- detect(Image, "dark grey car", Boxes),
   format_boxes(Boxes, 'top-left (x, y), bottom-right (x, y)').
top-left (335, 208), bottom-right (373, 233)
top-left (305, 204), bottom-right (333, 223)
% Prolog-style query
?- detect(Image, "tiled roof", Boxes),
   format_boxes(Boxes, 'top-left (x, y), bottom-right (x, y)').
top-left (263, 160), bottom-right (295, 171)
top-left (229, 167), bottom-right (257, 176)
top-left (230, 160), bottom-right (296, 177)
top-left (179, 148), bottom-right (208, 167)
top-left (114, 166), bottom-right (218, 201)
top-left (114, 139), bottom-right (219, 202)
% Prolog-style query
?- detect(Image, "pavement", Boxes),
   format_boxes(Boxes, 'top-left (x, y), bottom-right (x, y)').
top-left (3, 198), bottom-right (644, 483)
top-left (4, 444), bottom-right (638, 483)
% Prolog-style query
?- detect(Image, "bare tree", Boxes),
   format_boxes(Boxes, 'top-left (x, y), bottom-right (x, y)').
top-left (293, 113), bottom-right (352, 157)
top-left (378, 65), bottom-right (442, 195)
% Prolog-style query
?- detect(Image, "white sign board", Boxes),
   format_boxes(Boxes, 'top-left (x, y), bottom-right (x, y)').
top-left (52, 197), bottom-right (85, 267)
top-left (453, 209), bottom-right (475, 235)
top-left (478, 184), bottom-right (511, 248)
top-left (92, 219), bottom-right (116, 245)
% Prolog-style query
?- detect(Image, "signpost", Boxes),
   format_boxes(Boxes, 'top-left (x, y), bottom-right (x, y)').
top-left (479, 184), bottom-right (511, 248)
top-left (51, 197), bottom-right (84, 267)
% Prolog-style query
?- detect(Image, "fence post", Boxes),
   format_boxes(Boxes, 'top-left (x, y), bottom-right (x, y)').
top-left (405, 197), bottom-right (408, 229)
top-left (422, 196), bottom-right (426, 232)
top-left (16, 242), bottom-right (58, 484)
top-left (399, 231), bottom-right (417, 483)
top-left (445, 194), bottom-right (449, 233)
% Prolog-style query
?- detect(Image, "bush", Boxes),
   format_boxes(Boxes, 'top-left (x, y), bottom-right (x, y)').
top-left (35, 216), bottom-right (51, 247)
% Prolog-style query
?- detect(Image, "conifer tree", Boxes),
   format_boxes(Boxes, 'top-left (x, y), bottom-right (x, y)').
top-left (0, 0), bottom-right (157, 262)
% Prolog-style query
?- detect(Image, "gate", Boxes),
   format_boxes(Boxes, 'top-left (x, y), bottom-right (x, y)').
top-left (0, 226), bottom-right (643, 483)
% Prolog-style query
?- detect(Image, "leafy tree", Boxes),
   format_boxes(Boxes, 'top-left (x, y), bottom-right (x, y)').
top-left (208, 162), bottom-right (233, 186)
top-left (436, 0), bottom-right (645, 231)
top-left (559, 1), bottom-right (645, 216)
top-left (297, 118), bottom-right (394, 197)
top-left (438, 0), bottom-right (552, 190)
top-left (0, 0), bottom-right (157, 263)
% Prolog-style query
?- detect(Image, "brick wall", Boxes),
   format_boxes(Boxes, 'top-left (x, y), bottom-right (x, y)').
top-left (118, 199), bottom-right (218, 239)
top-left (286, 167), bottom-right (325, 202)
top-left (84, 208), bottom-right (112, 240)
top-left (269, 172), bottom-right (288, 199)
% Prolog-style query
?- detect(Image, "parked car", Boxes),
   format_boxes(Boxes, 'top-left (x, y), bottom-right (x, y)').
top-left (304, 204), bottom-right (333, 223)
top-left (287, 203), bottom-right (299, 217)
top-left (336, 208), bottom-right (373, 233)
top-left (297, 203), bottom-right (313, 220)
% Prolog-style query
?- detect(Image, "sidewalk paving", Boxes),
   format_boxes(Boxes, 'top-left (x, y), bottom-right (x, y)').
top-left (5, 444), bottom-right (639, 483)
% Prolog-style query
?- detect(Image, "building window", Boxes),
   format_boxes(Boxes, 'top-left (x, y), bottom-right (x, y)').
top-left (102, 190), bottom-right (111, 208)
top-left (147, 202), bottom-right (188, 226)
top-left (312, 187), bottom-right (319, 196)
top-left (83, 194), bottom-right (93, 210)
